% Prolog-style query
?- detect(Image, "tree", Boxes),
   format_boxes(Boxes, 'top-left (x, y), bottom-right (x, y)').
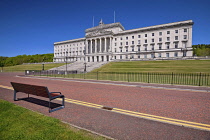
top-left (0, 57), bottom-right (7, 72)
top-left (192, 44), bottom-right (210, 56)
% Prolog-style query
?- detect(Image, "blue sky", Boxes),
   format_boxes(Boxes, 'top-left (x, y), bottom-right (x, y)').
top-left (0, 0), bottom-right (209, 57)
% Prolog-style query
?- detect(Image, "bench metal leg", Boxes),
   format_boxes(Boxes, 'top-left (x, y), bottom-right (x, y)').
top-left (49, 96), bottom-right (65, 113)
top-left (14, 90), bottom-right (18, 101)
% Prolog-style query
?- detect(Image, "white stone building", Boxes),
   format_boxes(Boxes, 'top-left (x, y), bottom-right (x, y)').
top-left (53, 20), bottom-right (193, 62)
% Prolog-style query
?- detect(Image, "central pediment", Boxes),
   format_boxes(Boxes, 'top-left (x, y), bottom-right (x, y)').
top-left (86, 29), bottom-right (114, 38)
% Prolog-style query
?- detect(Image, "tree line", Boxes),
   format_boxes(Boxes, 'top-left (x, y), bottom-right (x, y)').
top-left (192, 44), bottom-right (210, 56)
top-left (0, 53), bottom-right (53, 68)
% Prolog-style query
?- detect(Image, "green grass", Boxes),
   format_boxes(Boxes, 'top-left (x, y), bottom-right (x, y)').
top-left (2, 63), bottom-right (67, 72)
top-left (92, 60), bottom-right (210, 73)
top-left (0, 99), bottom-right (107, 140)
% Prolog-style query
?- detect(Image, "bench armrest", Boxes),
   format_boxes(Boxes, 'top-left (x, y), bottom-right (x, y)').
top-left (49, 92), bottom-right (62, 94)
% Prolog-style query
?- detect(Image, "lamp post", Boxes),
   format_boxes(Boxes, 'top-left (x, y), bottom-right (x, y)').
top-left (42, 57), bottom-right (45, 71)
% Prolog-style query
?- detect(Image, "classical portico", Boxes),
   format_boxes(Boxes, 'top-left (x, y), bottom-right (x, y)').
top-left (84, 19), bottom-right (124, 62)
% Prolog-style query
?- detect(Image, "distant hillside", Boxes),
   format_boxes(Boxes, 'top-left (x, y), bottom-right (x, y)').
top-left (0, 53), bottom-right (53, 67)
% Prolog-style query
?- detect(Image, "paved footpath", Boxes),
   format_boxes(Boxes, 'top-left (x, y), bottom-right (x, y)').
top-left (0, 72), bottom-right (210, 140)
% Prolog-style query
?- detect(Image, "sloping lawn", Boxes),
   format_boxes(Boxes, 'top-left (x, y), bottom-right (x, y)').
top-left (0, 99), bottom-right (106, 140)
top-left (2, 63), bottom-right (67, 72)
top-left (93, 60), bottom-right (210, 73)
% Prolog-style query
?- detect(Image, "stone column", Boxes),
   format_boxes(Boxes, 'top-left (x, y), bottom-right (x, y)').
top-left (110, 37), bottom-right (112, 52)
top-left (90, 40), bottom-right (92, 54)
top-left (105, 37), bottom-right (107, 52)
top-left (99, 38), bottom-right (102, 53)
top-left (95, 39), bottom-right (97, 53)
top-left (109, 37), bottom-right (111, 52)
top-left (85, 40), bottom-right (88, 54)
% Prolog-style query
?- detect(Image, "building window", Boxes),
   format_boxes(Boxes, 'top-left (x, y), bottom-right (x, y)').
top-left (166, 53), bottom-right (169, 58)
top-left (132, 46), bottom-right (134, 51)
top-left (151, 45), bottom-right (154, 50)
top-left (132, 41), bottom-right (134, 45)
top-left (115, 38), bottom-right (117, 41)
top-left (132, 36), bottom-right (134, 39)
top-left (120, 42), bottom-right (123, 46)
top-left (152, 33), bottom-right (154, 36)
top-left (159, 38), bottom-right (162, 42)
top-left (174, 52), bottom-right (178, 57)
top-left (114, 56), bottom-right (116, 59)
top-left (167, 31), bottom-right (170, 34)
top-left (151, 54), bottom-right (155, 58)
top-left (175, 36), bottom-right (178, 40)
top-left (159, 44), bottom-right (162, 50)
top-left (175, 43), bottom-right (178, 48)
top-left (115, 43), bottom-right (117, 46)
top-left (166, 44), bottom-right (170, 49)
top-left (167, 37), bottom-right (170, 41)
top-left (120, 47), bottom-right (122, 52)
top-left (184, 42), bottom-right (187, 48)
top-left (126, 37), bottom-right (128, 40)
top-left (138, 46), bottom-right (140, 51)
top-left (183, 51), bottom-right (187, 57)
top-left (145, 39), bottom-right (147, 43)
top-left (126, 47), bottom-right (128, 52)
top-left (145, 34), bottom-right (147, 37)
top-left (126, 42), bottom-right (128, 45)
top-left (115, 48), bottom-right (117, 52)
top-left (152, 38), bottom-right (154, 42)
top-left (120, 55), bottom-right (122, 59)
top-left (184, 29), bottom-right (187, 32)
top-left (184, 35), bottom-right (187, 39)
top-left (175, 30), bottom-right (178, 33)
top-left (131, 55), bottom-right (134, 59)
top-left (144, 46), bottom-right (147, 51)
top-left (138, 55), bottom-right (140, 58)
top-left (159, 32), bottom-right (162, 36)
top-left (158, 53), bottom-right (161, 58)
top-left (121, 37), bottom-right (123, 40)
top-left (144, 54), bottom-right (147, 59)
top-left (138, 35), bottom-right (141, 38)
top-left (138, 40), bottom-right (141, 44)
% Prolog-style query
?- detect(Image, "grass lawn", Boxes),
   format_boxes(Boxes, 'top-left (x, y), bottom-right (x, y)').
top-left (2, 63), bottom-right (67, 72)
top-left (0, 99), bottom-right (107, 140)
top-left (92, 60), bottom-right (210, 73)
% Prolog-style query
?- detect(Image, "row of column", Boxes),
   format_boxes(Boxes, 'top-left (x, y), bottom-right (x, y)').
top-left (86, 37), bottom-right (112, 54)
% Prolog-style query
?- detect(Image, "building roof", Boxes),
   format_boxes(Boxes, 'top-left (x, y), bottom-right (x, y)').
top-left (54, 37), bottom-right (85, 45)
top-left (85, 22), bottom-right (125, 33)
top-left (116, 20), bottom-right (194, 35)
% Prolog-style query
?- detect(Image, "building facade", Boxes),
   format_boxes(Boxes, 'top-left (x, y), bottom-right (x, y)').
top-left (53, 20), bottom-right (193, 62)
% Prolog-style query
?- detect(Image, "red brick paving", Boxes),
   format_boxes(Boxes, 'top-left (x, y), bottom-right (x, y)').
top-left (0, 72), bottom-right (210, 139)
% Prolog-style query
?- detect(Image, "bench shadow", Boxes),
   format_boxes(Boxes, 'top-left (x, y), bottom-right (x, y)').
top-left (19, 97), bottom-right (62, 109)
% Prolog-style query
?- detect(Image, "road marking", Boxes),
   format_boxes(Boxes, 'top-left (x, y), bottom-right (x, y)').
top-left (1, 84), bottom-right (210, 131)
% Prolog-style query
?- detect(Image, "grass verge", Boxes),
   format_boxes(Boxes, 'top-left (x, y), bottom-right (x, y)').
top-left (92, 60), bottom-right (210, 73)
top-left (0, 99), bottom-right (107, 140)
top-left (2, 63), bottom-right (68, 72)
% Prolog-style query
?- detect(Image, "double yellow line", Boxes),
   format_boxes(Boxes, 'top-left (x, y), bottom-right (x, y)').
top-left (112, 108), bottom-right (210, 131)
top-left (1, 85), bottom-right (210, 132)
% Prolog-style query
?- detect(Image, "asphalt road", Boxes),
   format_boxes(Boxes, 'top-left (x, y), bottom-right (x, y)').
top-left (0, 72), bottom-right (210, 139)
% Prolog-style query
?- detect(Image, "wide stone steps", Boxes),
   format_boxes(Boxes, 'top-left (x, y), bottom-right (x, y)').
top-left (49, 61), bottom-right (108, 72)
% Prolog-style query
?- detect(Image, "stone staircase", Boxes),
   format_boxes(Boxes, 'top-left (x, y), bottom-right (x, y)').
top-left (49, 61), bottom-right (108, 73)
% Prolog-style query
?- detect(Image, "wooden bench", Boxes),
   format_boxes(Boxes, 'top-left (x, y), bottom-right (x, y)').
top-left (11, 82), bottom-right (65, 113)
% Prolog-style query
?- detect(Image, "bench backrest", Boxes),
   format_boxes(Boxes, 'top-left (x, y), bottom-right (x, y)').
top-left (11, 82), bottom-right (50, 98)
